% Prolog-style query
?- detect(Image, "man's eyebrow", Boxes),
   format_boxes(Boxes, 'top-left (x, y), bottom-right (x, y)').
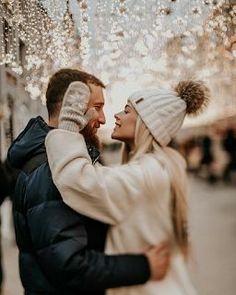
top-left (94, 102), bottom-right (104, 105)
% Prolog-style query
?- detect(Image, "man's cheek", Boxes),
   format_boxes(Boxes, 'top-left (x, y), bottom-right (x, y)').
top-left (90, 119), bottom-right (98, 128)
top-left (87, 120), bottom-right (94, 128)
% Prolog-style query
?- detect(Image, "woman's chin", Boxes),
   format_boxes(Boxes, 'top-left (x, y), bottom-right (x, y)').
top-left (111, 130), bottom-right (120, 140)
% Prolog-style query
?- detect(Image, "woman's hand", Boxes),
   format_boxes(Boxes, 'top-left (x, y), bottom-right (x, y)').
top-left (59, 81), bottom-right (95, 133)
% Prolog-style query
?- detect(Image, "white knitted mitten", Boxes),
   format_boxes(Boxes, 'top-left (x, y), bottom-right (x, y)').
top-left (59, 81), bottom-right (93, 132)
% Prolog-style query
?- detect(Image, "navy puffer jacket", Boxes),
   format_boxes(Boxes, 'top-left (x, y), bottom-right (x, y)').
top-left (8, 116), bottom-right (149, 295)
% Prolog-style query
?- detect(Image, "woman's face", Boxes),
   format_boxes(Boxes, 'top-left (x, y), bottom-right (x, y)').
top-left (111, 103), bottom-right (137, 145)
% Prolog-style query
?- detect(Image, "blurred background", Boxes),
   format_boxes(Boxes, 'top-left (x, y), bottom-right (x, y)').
top-left (0, 0), bottom-right (236, 294)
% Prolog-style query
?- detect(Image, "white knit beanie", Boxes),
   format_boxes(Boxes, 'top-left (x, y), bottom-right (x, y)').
top-left (128, 81), bottom-right (210, 147)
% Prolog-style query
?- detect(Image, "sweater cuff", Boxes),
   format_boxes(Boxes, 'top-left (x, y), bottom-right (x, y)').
top-left (59, 120), bottom-right (80, 133)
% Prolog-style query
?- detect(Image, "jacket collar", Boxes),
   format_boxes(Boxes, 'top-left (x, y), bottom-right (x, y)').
top-left (8, 116), bottom-right (50, 169)
top-left (87, 144), bottom-right (100, 165)
top-left (8, 115), bottom-right (100, 169)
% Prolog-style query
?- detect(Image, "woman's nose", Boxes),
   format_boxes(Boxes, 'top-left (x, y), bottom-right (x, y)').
top-left (114, 111), bottom-right (122, 119)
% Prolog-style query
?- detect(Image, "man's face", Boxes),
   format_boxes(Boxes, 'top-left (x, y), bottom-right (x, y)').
top-left (86, 84), bottom-right (106, 134)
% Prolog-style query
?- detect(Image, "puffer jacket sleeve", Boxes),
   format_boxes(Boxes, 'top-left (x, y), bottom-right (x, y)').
top-left (45, 129), bottom-right (146, 225)
top-left (26, 198), bottom-right (150, 291)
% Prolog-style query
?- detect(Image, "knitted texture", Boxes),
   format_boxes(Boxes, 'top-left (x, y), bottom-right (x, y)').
top-left (128, 88), bottom-right (186, 146)
top-left (59, 81), bottom-right (91, 133)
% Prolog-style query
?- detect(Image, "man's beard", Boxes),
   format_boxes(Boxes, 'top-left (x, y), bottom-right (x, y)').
top-left (81, 124), bottom-right (101, 150)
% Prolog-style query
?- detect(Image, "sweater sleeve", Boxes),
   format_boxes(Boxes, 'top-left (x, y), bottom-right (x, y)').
top-left (45, 129), bottom-right (145, 225)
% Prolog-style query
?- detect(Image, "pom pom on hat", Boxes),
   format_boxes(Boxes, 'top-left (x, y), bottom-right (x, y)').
top-left (175, 80), bottom-right (210, 116)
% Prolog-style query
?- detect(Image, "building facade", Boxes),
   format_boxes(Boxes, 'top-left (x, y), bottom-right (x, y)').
top-left (0, 2), bottom-right (46, 160)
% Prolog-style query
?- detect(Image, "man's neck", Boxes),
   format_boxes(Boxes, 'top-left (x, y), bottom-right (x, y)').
top-left (48, 117), bottom-right (58, 128)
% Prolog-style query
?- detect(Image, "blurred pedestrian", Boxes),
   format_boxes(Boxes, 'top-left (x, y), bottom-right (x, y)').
top-left (222, 128), bottom-right (236, 183)
top-left (0, 159), bottom-right (19, 294)
top-left (0, 160), bottom-right (8, 293)
top-left (199, 135), bottom-right (216, 183)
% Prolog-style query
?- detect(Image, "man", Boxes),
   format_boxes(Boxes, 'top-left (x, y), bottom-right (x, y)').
top-left (8, 69), bottom-right (169, 295)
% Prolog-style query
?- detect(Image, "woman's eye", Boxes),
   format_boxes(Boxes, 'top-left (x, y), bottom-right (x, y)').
top-left (124, 110), bottom-right (128, 114)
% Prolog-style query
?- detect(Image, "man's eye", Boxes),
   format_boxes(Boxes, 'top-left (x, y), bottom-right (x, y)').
top-left (124, 110), bottom-right (128, 114)
top-left (95, 106), bottom-right (101, 110)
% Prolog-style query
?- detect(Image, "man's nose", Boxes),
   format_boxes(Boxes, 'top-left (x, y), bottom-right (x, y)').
top-left (99, 111), bottom-right (106, 125)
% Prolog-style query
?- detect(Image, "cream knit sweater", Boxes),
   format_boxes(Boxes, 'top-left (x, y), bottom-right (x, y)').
top-left (45, 129), bottom-right (197, 295)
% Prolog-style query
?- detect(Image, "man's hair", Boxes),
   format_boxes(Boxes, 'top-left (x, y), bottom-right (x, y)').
top-left (46, 68), bottom-right (105, 117)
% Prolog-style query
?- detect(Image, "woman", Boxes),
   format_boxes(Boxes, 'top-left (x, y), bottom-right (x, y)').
top-left (46, 80), bottom-right (209, 294)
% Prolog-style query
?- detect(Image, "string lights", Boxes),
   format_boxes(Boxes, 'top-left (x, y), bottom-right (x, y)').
top-left (0, 0), bottom-right (235, 108)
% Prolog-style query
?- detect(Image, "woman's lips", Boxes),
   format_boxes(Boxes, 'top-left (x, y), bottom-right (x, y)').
top-left (113, 122), bottom-right (121, 131)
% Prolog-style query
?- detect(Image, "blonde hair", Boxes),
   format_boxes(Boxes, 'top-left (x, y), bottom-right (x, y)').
top-left (122, 117), bottom-right (188, 253)
top-left (121, 80), bottom-right (210, 253)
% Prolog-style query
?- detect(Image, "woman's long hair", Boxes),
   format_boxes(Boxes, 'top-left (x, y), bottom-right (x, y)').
top-left (121, 80), bottom-right (209, 253)
top-left (122, 117), bottom-right (188, 253)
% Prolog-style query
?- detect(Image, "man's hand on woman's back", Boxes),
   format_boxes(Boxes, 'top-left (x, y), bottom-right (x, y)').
top-left (145, 241), bottom-right (170, 281)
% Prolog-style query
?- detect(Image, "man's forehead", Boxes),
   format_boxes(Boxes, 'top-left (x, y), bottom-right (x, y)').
top-left (89, 83), bottom-right (101, 91)
top-left (89, 84), bottom-right (104, 104)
